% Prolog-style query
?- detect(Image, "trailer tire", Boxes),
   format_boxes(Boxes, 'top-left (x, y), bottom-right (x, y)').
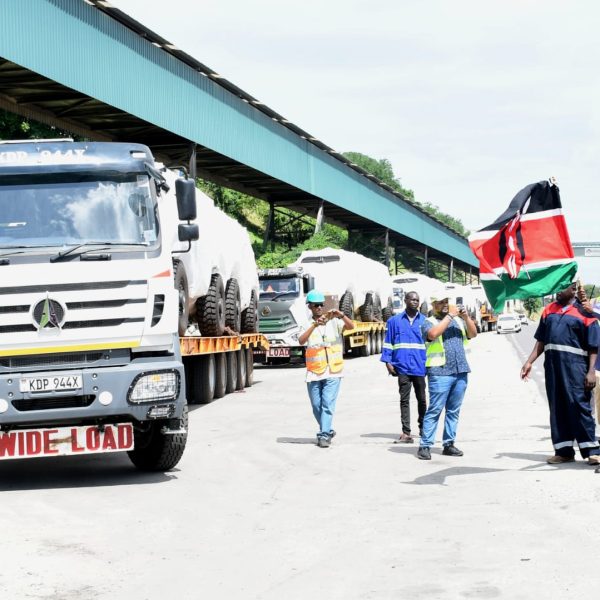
top-left (173, 260), bottom-right (189, 337)
top-left (339, 291), bottom-right (354, 319)
top-left (359, 332), bottom-right (372, 357)
top-left (190, 354), bottom-right (216, 404)
top-left (382, 297), bottom-right (394, 322)
top-left (213, 353), bottom-right (227, 399)
top-left (360, 293), bottom-right (375, 322)
top-left (245, 348), bottom-right (254, 387)
top-left (128, 404), bottom-right (188, 472)
top-left (226, 351), bottom-right (238, 394)
top-left (197, 274), bottom-right (226, 337)
top-left (225, 278), bottom-right (242, 332)
top-left (236, 350), bottom-right (246, 391)
top-left (373, 294), bottom-right (383, 321)
top-left (374, 330), bottom-right (383, 354)
top-left (241, 289), bottom-right (259, 333)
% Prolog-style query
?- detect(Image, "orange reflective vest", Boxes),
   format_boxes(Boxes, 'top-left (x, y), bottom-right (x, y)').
top-left (305, 320), bottom-right (344, 375)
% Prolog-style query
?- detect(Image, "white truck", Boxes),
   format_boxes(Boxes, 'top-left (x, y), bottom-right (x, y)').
top-left (256, 248), bottom-right (393, 364)
top-left (0, 139), bottom-right (198, 470)
top-left (164, 175), bottom-right (259, 338)
top-left (390, 272), bottom-right (440, 315)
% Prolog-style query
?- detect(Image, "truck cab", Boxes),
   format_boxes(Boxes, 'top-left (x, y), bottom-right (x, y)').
top-left (0, 139), bottom-right (196, 470)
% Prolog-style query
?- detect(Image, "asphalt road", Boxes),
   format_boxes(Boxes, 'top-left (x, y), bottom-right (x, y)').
top-left (2, 328), bottom-right (599, 600)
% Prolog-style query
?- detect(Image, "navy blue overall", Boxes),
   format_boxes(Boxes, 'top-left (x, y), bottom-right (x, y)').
top-left (535, 301), bottom-right (600, 458)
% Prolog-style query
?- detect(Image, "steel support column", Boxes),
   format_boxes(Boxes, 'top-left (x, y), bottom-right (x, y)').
top-left (263, 201), bottom-right (275, 251)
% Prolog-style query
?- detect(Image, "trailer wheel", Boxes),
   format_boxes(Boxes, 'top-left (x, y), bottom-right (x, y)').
top-left (225, 351), bottom-right (238, 394)
top-left (382, 297), bottom-right (394, 322)
top-left (360, 293), bottom-right (375, 322)
top-left (213, 353), bottom-right (227, 399)
top-left (373, 294), bottom-right (383, 321)
top-left (245, 348), bottom-right (254, 387)
top-left (241, 289), bottom-right (259, 333)
top-left (197, 274), bottom-right (225, 337)
top-left (128, 404), bottom-right (188, 472)
top-left (374, 331), bottom-right (383, 354)
top-left (359, 333), bottom-right (372, 357)
top-left (225, 278), bottom-right (242, 332)
top-left (191, 354), bottom-right (216, 404)
top-left (339, 291), bottom-right (354, 319)
top-left (173, 260), bottom-right (190, 336)
top-left (236, 350), bottom-right (246, 391)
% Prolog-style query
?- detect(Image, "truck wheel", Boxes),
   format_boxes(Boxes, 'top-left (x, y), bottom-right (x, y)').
top-left (213, 353), bottom-right (227, 399)
top-left (190, 354), bottom-right (216, 404)
top-left (373, 294), bottom-right (383, 321)
top-left (173, 260), bottom-right (189, 336)
top-left (359, 333), bottom-right (372, 357)
top-left (382, 297), bottom-right (394, 321)
top-left (225, 278), bottom-right (242, 332)
top-left (197, 274), bottom-right (225, 337)
top-left (360, 293), bottom-right (375, 322)
top-left (128, 404), bottom-right (188, 472)
top-left (226, 351), bottom-right (238, 394)
top-left (241, 289), bottom-right (258, 333)
top-left (374, 331), bottom-right (382, 354)
top-left (339, 291), bottom-right (354, 319)
top-left (236, 350), bottom-right (246, 391)
top-left (245, 348), bottom-right (254, 387)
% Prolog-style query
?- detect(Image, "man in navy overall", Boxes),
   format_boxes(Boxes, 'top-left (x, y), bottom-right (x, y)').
top-left (381, 291), bottom-right (427, 443)
top-left (521, 283), bottom-right (600, 465)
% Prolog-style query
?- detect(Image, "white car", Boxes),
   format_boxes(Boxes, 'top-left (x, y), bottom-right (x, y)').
top-left (518, 314), bottom-right (528, 325)
top-left (496, 314), bottom-right (522, 334)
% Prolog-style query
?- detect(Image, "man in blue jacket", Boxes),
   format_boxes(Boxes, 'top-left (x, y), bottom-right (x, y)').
top-left (380, 291), bottom-right (427, 443)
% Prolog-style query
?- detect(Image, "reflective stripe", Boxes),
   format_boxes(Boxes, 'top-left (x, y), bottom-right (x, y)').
top-left (425, 316), bottom-right (468, 367)
top-left (579, 441), bottom-right (600, 449)
top-left (554, 440), bottom-right (574, 449)
top-left (545, 344), bottom-right (587, 357)
top-left (383, 342), bottom-right (426, 350)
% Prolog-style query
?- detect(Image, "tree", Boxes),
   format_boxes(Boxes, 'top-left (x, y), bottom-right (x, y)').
top-left (0, 108), bottom-right (74, 140)
top-left (523, 297), bottom-right (542, 317)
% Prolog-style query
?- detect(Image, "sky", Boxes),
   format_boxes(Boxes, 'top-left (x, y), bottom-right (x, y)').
top-left (112, 0), bottom-right (600, 284)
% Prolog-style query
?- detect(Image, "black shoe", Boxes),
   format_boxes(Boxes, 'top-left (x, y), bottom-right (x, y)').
top-left (442, 443), bottom-right (463, 457)
top-left (317, 436), bottom-right (331, 448)
top-left (417, 446), bottom-right (431, 460)
top-left (329, 430), bottom-right (336, 439)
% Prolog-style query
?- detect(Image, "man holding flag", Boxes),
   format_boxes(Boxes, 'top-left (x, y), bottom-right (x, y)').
top-left (469, 179), bottom-right (599, 465)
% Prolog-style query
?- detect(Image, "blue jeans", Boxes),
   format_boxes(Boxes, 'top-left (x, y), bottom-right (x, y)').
top-left (420, 374), bottom-right (468, 448)
top-left (307, 378), bottom-right (341, 438)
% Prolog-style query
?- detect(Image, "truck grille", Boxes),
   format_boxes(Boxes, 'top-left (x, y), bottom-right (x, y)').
top-left (0, 349), bottom-right (130, 371)
top-left (12, 395), bottom-right (96, 411)
top-left (259, 314), bottom-right (296, 333)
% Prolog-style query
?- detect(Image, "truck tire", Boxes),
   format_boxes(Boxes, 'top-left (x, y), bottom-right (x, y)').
top-left (374, 331), bottom-right (382, 354)
top-left (359, 333), bottom-right (372, 357)
top-left (360, 293), bottom-right (375, 322)
top-left (382, 297), bottom-right (394, 322)
top-left (241, 290), bottom-right (258, 333)
top-left (225, 278), bottom-right (242, 332)
top-left (235, 350), bottom-right (246, 391)
top-left (373, 294), bottom-right (383, 321)
top-left (197, 274), bottom-right (225, 337)
top-left (245, 348), bottom-right (254, 387)
top-left (339, 291), bottom-right (354, 319)
top-left (173, 260), bottom-right (189, 336)
top-left (213, 352), bottom-right (227, 399)
top-left (226, 351), bottom-right (238, 394)
top-left (190, 354), bottom-right (216, 404)
top-left (128, 404), bottom-right (188, 472)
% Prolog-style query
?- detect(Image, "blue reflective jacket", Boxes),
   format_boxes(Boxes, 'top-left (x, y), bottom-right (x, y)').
top-left (380, 311), bottom-right (427, 377)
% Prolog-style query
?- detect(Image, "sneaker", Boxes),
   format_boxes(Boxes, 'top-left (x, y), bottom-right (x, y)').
top-left (546, 455), bottom-right (574, 464)
top-left (394, 432), bottom-right (414, 444)
top-left (417, 446), bottom-right (431, 460)
top-left (588, 455), bottom-right (600, 465)
top-left (317, 436), bottom-right (331, 448)
top-left (442, 443), bottom-right (464, 457)
top-left (328, 430), bottom-right (336, 439)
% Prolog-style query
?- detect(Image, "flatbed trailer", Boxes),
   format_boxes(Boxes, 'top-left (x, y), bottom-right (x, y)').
top-left (181, 333), bottom-right (269, 404)
top-left (254, 321), bottom-right (386, 365)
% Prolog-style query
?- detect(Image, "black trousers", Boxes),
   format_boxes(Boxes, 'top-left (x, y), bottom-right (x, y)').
top-left (397, 374), bottom-right (427, 434)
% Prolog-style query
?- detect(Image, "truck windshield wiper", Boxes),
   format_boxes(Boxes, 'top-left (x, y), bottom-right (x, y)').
top-left (50, 242), bottom-right (148, 263)
top-left (270, 291), bottom-right (298, 301)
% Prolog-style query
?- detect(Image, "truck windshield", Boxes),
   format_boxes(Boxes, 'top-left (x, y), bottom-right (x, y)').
top-left (259, 277), bottom-right (300, 298)
top-left (0, 175), bottom-right (158, 249)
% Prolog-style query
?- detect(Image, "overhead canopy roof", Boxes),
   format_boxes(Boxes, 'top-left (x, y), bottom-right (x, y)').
top-left (0, 0), bottom-right (477, 271)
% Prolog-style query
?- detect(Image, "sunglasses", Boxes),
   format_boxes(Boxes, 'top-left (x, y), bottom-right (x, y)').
top-left (310, 303), bottom-right (324, 308)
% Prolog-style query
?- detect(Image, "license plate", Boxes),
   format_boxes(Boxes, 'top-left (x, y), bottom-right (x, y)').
top-left (267, 347), bottom-right (290, 358)
top-left (19, 373), bottom-right (83, 393)
top-left (0, 423), bottom-right (134, 460)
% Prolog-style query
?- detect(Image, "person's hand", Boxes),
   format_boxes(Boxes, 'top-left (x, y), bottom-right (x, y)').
top-left (577, 285), bottom-right (588, 303)
top-left (315, 316), bottom-right (327, 326)
top-left (328, 309), bottom-right (344, 319)
top-left (581, 300), bottom-right (594, 315)
top-left (457, 305), bottom-right (468, 320)
top-left (585, 371), bottom-right (597, 391)
top-left (521, 362), bottom-right (532, 381)
top-left (386, 363), bottom-right (397, 376)
top-left (447, 305), bottom-right (459, 317)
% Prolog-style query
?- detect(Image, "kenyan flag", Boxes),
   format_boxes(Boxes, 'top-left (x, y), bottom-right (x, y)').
top-left (468, 180), bottom-right (577, 313)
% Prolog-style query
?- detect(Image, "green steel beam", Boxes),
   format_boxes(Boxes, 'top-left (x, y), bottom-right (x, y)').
top-left (0, 0), bottom-right (477, 267)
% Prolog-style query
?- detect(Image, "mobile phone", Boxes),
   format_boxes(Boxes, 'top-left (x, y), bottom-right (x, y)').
top-left (456, 296), bottom-right (463, 305)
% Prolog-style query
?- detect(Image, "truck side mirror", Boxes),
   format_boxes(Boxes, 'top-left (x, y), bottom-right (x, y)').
top-left (178, 223), bottom-right (199, 242)
top-left (175, 179), bottom-right (196, 221)
top-left (303, 276), bottom-right (315, 294)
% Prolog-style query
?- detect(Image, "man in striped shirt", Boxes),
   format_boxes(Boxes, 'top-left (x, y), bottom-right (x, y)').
top-left (521, 283), bottom-right (600, 465)
top-left (381, 291), bottom-right (427, 443)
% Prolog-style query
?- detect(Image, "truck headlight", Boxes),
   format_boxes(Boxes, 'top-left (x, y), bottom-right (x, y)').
top-left (128, 370), bottom-right (180, 403)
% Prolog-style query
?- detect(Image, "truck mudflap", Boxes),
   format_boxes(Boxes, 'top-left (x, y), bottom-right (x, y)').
top-left (0, 423), bottom-right (134, 460)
